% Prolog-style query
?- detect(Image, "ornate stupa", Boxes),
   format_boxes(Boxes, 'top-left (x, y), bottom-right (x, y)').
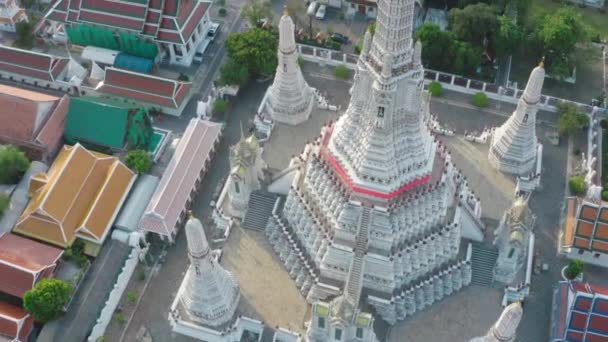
top-left (178, 213), bottom-right (240, 327)
top-left (265, 0), bottom-right (483, 331)
top-left (262, 8), bottom-right (314, 125)
top-left (489, 62), bottom-right (545, 176)
top-left (227, 127), bottom-right (266, 217)
top-left (470, 301), bottom-right (523, 342)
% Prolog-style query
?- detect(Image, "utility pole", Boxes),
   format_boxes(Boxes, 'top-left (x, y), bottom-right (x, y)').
top-left (603, 44), bottom-right (607, 109)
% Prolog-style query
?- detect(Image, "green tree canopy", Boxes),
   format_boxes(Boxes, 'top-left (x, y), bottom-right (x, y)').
top-left (557, 103), bottom-right (589, 136)
top-left (125, 150), bottom-right (152, 174)
top-left (23, 279), bottom-right (71, 322)
top-left (0, 145), bottom-right (30, 184)
top-left (15, 20), bottom-right (35, 50)
top-left (219, 59), bottom-right (250, 86)
top-left (225, 28), bottom-right (278, 78)
top-left (494, 15), bottom-right (522, 57)
top-left (471, 92), bottom-right (489, 107)
top-left (569, 176), bottom-right (586, 195)
top-left (565, 259), bottom-right (584, 280)
top-left (242, 0), bottom-right (273, 28)
top-left (0, 193), bottom-right (9, 218)
top-left (213, 99), bottom-right (228, 115)
top-left (428, 81), bottom-right (443, 96)
top-left (529, 8), bottom-right (593, 79)
top-left (449, 3), bottom-right (498, 46)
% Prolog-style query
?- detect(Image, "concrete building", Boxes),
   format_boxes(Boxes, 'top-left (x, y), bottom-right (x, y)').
top-left (489, 64), bottom-right (545, 176)
top-left (139, 119), bottom-right (223, 242)
top-left (43, 0), bottom-right (213, 66)
top-left (264, 0), bottom-right (483, 333)
top-left (470, 301), bottom-right (523, 342)
top-left (0, 0), bottom-right (26, 32)
top-left (561, 197), bottom-right (608, 267)
top-left (550, 281), bottom-right (608, 341)
top-left (0, 85), bottom-right (68, 162)
top-left (261, 11), bottom-right (314, 126)
top-left (14, 143), bottom-right (136, 256)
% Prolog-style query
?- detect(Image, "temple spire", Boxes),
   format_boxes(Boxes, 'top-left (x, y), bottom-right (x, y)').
top-left (470, 301), bottom-right (523, 342)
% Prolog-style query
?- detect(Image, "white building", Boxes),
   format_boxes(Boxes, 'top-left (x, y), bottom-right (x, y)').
top-left (264, 0), bottom-right (484, 331)
top-left (489, 63), bottom-right (545, 176)
top-left (260, 10), bottom-right (315, 126)
top-left (0, 0), bottom-right (26, 32)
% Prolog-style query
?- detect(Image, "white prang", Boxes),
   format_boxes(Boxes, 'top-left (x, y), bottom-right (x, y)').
top-left (178, 215), bottom-right (240, 327)
top-left (261, 10), bottom-right (314, 125)
top-left (489, 64), bottom-right (545, 176)
top-left (492, 196), bottom-right (535, 285)
top-left (265, 0), bottom-right (483, 334)
top-left (226, 131), bottom-right (266, 218)
top-left (470, 301), bottom-right (523, 342)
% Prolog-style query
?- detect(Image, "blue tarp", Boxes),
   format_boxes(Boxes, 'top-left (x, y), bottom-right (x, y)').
top-left (113, 53), bottom-right (153, 74)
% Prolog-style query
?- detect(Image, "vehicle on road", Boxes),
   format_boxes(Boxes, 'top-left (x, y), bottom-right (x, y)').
top-left (193, 38), bottom-right (211, 64)
top-left (330, 33), bottom-right (349, 44)
top-left (307, 1), bottom-right (318, 16)
top-left (315, 5), bottom-right (326, 20)
top-left (207, 22), bottom-right (220, 42)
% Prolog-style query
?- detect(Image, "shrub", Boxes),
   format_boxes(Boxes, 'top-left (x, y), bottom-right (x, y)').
top-left (64, 240), bottom-right (89, 268)
top-left (564, 259), bottom-right (584, 280)
top-left (0, 193), bottom-right (9, 218)
top-left (336, 12), bottom-right (345, 20)
top-left (213, 99), bottom-right (228, 115)
top-left (428, 81), bottom-right (443, 97)
top-left (601, 119), bottom-right (608, 130)
top-left (568, 175), bottom-right (586, 195)
top-left (334, 65), bottom-right (349, 79)
top-left (137, 269), bottom-right (146, 281)
top-left (114, 312), bottom-right (126, 324)
top-left (354, 41), bottom-right (362, 55)
top-left (471, 92), bottom-right (489, 108)
top-left (573, 148), bottom-right (581, 156)
top-left (218, 7), bottom-right (227, 16)
top-left (602, 190), bottom-right (608, 201)
top-left (297, 56), bottom-right (304, 67)
top-left (126, 291), bottom-right (137, 304)
top-left (23, 279), bottom-right (72, 322)
top-left (557, 102), bottom-right (589, 136)
top-left (125, 150), bottom-right (152, 174)
top-left (0, 145), bottom-right (30, 184)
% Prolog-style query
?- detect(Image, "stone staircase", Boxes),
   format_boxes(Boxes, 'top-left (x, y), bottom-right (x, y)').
top-left (470, 243), bottom-right (499, 287)
top-left (345, 207), bottom-right (371, 303)
top-left (242, 191), bottom-right (279, 231)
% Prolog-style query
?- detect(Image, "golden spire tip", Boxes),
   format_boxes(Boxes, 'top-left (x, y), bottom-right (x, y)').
top-left (283, 6), bottom-right (288, 16)
top-left (539, 56), bottom-right (545, 68)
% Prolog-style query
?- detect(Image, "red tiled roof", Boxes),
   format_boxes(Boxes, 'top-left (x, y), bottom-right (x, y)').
top-left (35, 95), bottom-right (69, 149)
top-left (81, 0), bottom-right (147, 18)
top-left (78, 10), bottom-right (144, 30)
top-left (554, 281), bottom-right (608, 341)
top-left (0, 301), bottom-right (33, 342)
top-left (0, 234), bottom-right (63, 298)
top-left (0, 46), bottom-right (68, 81)
top-left (99, 68), bottom-right (191, 108)
top-left (181, 2), bottom-right (208, 43)
top-left (565, 199), bottom-right (608, 254)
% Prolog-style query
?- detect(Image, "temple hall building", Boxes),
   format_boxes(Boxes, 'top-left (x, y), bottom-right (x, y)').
top-left (43, 0), bottom-right (213, 66)
top-left (561, 197), bottom-right (608, 267)
top-left (262, 0), bottom-right (485, 335)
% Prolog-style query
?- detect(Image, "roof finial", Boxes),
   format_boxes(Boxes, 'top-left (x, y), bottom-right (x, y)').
top-left (539, 56), bottom-right (545, 68)
top-left (283, 5), bottom-right (289, 16)
top-left (187, 210), bottom-right (194, 219)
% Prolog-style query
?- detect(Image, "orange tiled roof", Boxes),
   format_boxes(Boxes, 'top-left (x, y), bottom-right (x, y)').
top-left (567, 198), bottom-right (608, 254)
top-left (14, 144), bottom-right (135, 248)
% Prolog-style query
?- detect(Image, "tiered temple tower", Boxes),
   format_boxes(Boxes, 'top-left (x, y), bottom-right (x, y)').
top-left (177, 214), bottom-right (240, 328)
top-left (262, 9), bottom-right (314, 125)
top-left (227, 130), bottom-right (266, 218)
top-left (489, 63), bottom-right (545, 176)
top-left (470, 301), bottom-right (523, 342)
top-left (265, 0), bottom-right (483, 330)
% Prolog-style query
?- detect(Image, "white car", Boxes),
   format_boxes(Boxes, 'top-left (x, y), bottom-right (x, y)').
top-left (315, 5), bottom-right (326, 20)
top-left (207, 22), bottom-right (220, 42)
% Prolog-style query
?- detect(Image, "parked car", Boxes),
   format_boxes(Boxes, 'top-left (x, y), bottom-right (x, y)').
top-left (307, 1), bottom-right (318, 16)
top-left (330, 33), bottom-right (349, 44)
top-left (207, 22), bottom-right (220, 42)
top-left (315, 4), bottom-right (326, 20)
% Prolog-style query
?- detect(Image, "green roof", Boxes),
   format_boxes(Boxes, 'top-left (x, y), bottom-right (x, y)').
top-left (64, 97), bottom-right (130, 149)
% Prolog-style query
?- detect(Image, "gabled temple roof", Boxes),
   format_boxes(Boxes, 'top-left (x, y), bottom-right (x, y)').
top-left (562, 197), bottom-right (608, 254)
top-left (0, 45), bottom-right (69, 81)
top-left (98, 67), bottom-right (191, 108)
top-left (45, 0), bottom-right (211, 45)
top-left (0, 301), bottom-right (33, 342)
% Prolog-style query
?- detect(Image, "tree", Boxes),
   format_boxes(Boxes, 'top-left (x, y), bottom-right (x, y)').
top-left (569, 176), bottom-right (586, 195)
top-left (23, 279), bottom-right (71, 322)
top-left (494, 16), bottom-right (522, 57)
top-left (0, 193), bottom-right (9, 218)
top-left (334, 65), bottom-right (349, 79)
top-left (471, 92), bottom-right (489, 107)
top-left (225, 28), bottom-right (278, 78)
top-left (15, 20), bottom-right (35, 50)
top-left (242, 0), bottom-right (273, 28)
top-left (125, 150), bottom-right (152, 174)
top-left (449, 3), bottom-right (498, 46)
top-left (529, 8), bottom-right (592, 79)
top-left (213, 99), bottom-right (228, 115)
top-left (126, 291), bottom-right (137, 304)
top-left (428, 81), bottom-right (443, 96)
top-left (219, 59), bottom-right (250, 86)
top-left (114, 312), bottom-right (126, 324)
top-left (601, 119), bottom-right (608, 130)
top-left (0, 145), bottom-right (30, 184)
top-left (602, 190), bottom-right (608, 201)
top-left (564, 259), bottom-right (584, 280)
top-left (557, 103), bottom-right (589, 136)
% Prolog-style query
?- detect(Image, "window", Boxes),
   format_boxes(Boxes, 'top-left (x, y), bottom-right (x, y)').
top-left (234, 181), bottom-right (240, 194)
top-left (334, 328), bottom-right (342, 340)
top-left (523, 113), bottom-right (528, 123)
top-left (173, 44), bottom-right (182, 56)
top-left (508, 248), bottom-right (515, 258)
top-left (356, 327), bottom-right (363, 338)
top-left (318, 317), bottom-right (325, 329)
top-left (377, 106), bottom-right (385, 118)
top-left (284, 63), bottom-right (287, 72)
